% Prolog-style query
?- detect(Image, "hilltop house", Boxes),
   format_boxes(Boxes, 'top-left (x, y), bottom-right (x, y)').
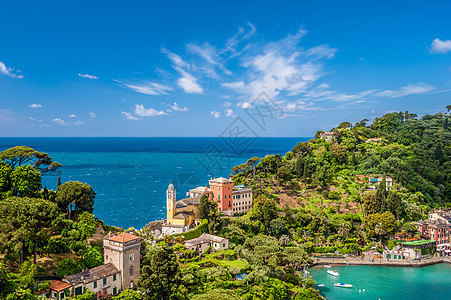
top-left (61, 232), bottom-right (141, 298)
top-left (319, 131), bottom-right (335, 142)
top-left (184, 233), bottom-right (229, 254)
top-left (365, 138), bottom-right (382, 144)
top-left (163, 178), bottom-right (253, 235)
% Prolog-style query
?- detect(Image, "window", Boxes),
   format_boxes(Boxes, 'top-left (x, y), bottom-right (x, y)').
top-left (106, 255), bottom-right (108, 260)
top-left (113, 287), bottom-right (117, 295)
top-left (218, 195), bottom-right (220, 201)
top-left (113, 274), bottom-right (116, 281)
top-left (75, 287), bottom-right (82, 296)
top-left (129, 254), bottom-right (134, 262)
top-left (94, 281), bottom-right (97, 288)
top-left (103, 278), bottom-right (107, 285)
top-left (130, 266), bottom-right (134, 276)
top-left (223, 243), bottom-right (225, 247)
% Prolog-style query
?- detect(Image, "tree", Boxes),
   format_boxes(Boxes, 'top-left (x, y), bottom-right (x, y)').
top-left (376, 175), bottom-right (387, 212)
top-left (374, 223), bottom-right (387, 242)
top-left (268, 218), bottom-right (288, 239)
top-left (250, 195), bottom-right (277, 234)
top-left (191, 289), bottom-right (240, 300)
top-left (138, 244), bottom-right (181, 300)
top-left (447, 105), bottom-right (451, 112)
top-left (111, 289), bottom-right (142, 300)
top-left (0, 146), bottom-right (61, 174)
top-left (10, 165), bottom-right (42, 197)
top-left (294, 156), bottom-right (304, 177)
top-left (56, 181), bottom-right (96, 219)
top-left (0, 197), bottom-right (63, 264)
top-left (444, 117), bottom-right (448, 130)
top-left (276, 165), bottom-right (292, 183)
top-left (246, 157), bottom-right (260, 179)
top-left (198, 194), bottom-right (209, 220)
top-left (386, 191), bottom-right (403, 220)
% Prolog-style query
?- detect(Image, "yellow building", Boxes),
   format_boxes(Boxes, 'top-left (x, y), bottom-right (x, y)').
top-left (166, 183), bottom-right (206, 226)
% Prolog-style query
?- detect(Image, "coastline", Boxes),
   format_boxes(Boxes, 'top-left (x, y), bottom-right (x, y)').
top-left (312, 256), bottom-right (451, 268)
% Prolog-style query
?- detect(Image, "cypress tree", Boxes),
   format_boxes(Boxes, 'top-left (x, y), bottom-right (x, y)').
top-left (303, 161), bottom-right (307, 180)
top-left (444, 118), bottom-right (448, 130)
top-left (43, 186), bottom-right (49, 200)
top-left (57, 176), bottom-right (61, 188)
top-left (198, 194), bottom-right (210, 220)
top-left (294, 156), bottom-right (304, 177)
top-left (376, 174), bottom-right (387, 213)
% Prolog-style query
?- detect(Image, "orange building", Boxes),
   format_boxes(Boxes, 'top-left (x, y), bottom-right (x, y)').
top-left (209, 177), bottom-right (234, 213)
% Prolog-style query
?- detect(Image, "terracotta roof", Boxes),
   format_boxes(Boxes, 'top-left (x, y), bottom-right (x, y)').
top-left (173, 211), bottom-right (194, 219)
top-left (185, 233), bottom-right (227, 246)
top-left (63, 263), bottom-right (120, 285)
top-left (209, 177), bottom-right (233, 183)
top-left (50, 280), bottom-right (72, 292)
top-left (176, 195), bottom-right (202, 208)
top-left (109, 232), bottom-right (140, 243)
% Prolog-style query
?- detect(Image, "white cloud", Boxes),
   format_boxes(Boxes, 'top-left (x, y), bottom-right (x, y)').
top-left (68, 114), bottom-right (77, 118)
top-left (0, 61), bottom-right (24, 78)
top-left (222, 101), bottom-right (232, 107)
top-left (134, 104), bottom-right (167, 117)
top-left (210, 111), bottom-right (221, 118)
top-left (222, 81), bottom-right (245, 89)
top-left (74, 120), bottom-right (85, 125)
top-left (29, 104), bottom-right (42, 108)
top-left (225, 109), bottom-right (235, 117)
top-left (170, 102), bottom-right (188, 112)
top-left (52, 118), bottom-right (67, 125)
top-left (177, 69), bottom-right (203, 94)
top-left (121, 111), bottom-right (140, 120)
top-left (117, 80), bottom-right (173, 95)
top-left (78, 73), bottom-right (99, 79)
top-left (375, 83), bottom-right (434, 98)
top-left (430, 38), bottom-right (451, 54)
top-left (89, 112), bottom-right (96, 118)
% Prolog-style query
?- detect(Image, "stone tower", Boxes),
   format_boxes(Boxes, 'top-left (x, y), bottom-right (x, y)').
top-left (166, 183), bottom-right (176, 224)
top-left (103, 232), bottom-right (141, 290)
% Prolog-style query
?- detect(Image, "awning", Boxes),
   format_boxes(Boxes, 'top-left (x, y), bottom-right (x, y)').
top-left (445, 250), bottom-right (451, 253)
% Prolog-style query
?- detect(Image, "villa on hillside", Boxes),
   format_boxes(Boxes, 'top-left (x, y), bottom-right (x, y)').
top-left (184, 233), bottom-right (229, 254)
top-left (55, 232), bottom-right (141, 299)
top-left (365, 137), bottom-right (382, 144)
top-left (162, 177), bottom-right (253, 236)
top-left (319, 131), bottom-right (335, 142)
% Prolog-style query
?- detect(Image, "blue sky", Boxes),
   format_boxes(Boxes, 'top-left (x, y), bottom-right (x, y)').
top-left (1, 0), bottom-right (450, 137)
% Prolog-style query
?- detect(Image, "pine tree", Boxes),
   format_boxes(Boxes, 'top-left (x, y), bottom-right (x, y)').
top-left (302, 161), bottom-right (307, 180)
top-left (294, 156), bottom-right (304, 177)
top-left (57, 176), bottom-right (61, 188)
top-left (376, 174), bottom-right (387, 213)
top-left (444, 117), bottom-right (449, 130)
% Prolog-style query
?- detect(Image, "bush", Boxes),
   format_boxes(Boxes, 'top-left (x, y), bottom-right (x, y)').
top-left (328, 190), bottom-right (340, 200)
top-left (172, 219), bottom-right (209, 240)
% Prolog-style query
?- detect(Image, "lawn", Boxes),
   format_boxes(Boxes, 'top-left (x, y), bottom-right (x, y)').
top-left (220, 259), bottom-right (249, 270)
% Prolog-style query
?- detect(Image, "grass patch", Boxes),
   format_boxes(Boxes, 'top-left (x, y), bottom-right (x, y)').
top-left (220, 259), bottom-right (249, 269)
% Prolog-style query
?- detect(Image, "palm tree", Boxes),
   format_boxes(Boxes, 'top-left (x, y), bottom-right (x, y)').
top-left (375, 222), bottom-right (387, 243)
top-left (279, 235), bottom-right (290, 246)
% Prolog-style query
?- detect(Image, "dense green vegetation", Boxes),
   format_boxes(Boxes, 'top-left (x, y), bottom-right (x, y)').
top-left (0, 110), bottom-right (449, 299)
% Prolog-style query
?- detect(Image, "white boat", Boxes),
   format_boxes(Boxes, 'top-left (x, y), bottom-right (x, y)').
top-left (327, 270), bottom-right (339, 276)
top-left (318, 284), bottom-right (325, 287)
top-left (324, 265), bottom-right (332, 268)
top-left (334, 283), bottom-right (353, 288)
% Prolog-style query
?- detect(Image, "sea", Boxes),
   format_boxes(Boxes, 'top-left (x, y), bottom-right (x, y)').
top-left (309, 264), bottom-right (451, 300)
top-left (0, 137), bottom-right (305, 229)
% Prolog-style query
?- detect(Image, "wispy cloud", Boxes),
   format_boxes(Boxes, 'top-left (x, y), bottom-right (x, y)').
top-left (78, 73), bottom-right (99, 79)
top-left (0, 61), bottom-right (24, 79)
top-left (68, 114), bottom-right (77, 118)
top-left (89, 112), bottom-right (96, 118)
top-left (176, 69), bottom-right (203, 93)
top-left (29, 104), bottom-right (42, 108)
top-left (116, 80), bottom-right (173, 95)
top-left (210, 111), bottom-right (221, 118)
top-left (375, 83), bottom-right (434, 98)
top-left (122, 104), bottom-right (167, 120)
top-left (430, 38), bottom-right (451, 54)
top-left (225, 109), bottom-right (235, 117)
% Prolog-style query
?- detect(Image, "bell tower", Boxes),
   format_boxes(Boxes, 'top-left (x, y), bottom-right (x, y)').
top-left (166, 183), bottom-right (176, 224)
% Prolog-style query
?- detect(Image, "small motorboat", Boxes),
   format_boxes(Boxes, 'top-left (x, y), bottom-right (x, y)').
top-left (318, 284), bottom-right (325, 287)
top-left (327, 270), bottom-right (339, 276)
top-left (324, 265), bottom-right (332, 268)
top-left (334, 283), bottom-right (353, 288)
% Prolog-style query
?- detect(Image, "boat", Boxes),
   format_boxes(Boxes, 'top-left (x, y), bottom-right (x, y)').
top-left (304, 270), bottom-right (310, 275)
top-left (327, 270), bottom-right (339, 276)
top-left (318, 284), bottom-right (325, 287)
top-left (324, 265), bottom-right (332, 268)
top-left (334, 283), bottom-right (353, 288)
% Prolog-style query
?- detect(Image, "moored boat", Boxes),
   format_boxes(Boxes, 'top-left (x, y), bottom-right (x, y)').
top-left (334, 283), bottom-right (353, 288)
top-left (324, 265), bottom-right (332, 268)
top-left (327, 270), bottom-right (339, 276)
top-left (318, 284), bottom-right (325, 287)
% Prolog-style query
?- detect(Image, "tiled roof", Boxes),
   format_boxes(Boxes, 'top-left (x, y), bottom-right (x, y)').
top-left (173, 211), bottom-right (194, 219)
top-left (209, 177), bottom-right (233, 183)
top-left (185, 233), bottom-right (227, 246)
top-left (109, 232), bottom-right (140, 243)
top-left (176, 195), bottom-right (202, 208)
top-left (50, 280), bottom-right (72, 292)
top-left (63, 263), bottom-right (120, 285)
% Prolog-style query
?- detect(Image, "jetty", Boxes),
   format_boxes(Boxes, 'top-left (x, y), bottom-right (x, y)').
top-left (313, 256), bottom-right (451, 268)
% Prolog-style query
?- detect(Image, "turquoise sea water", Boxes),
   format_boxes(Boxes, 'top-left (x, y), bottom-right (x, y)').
top-left (309, 264), bottom-right (451, 300)
top-left (0, 137), bottom-right (304, 229)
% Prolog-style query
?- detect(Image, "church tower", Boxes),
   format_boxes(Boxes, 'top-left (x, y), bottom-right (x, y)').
top-left (166, 183), bottom-right (176, 224)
